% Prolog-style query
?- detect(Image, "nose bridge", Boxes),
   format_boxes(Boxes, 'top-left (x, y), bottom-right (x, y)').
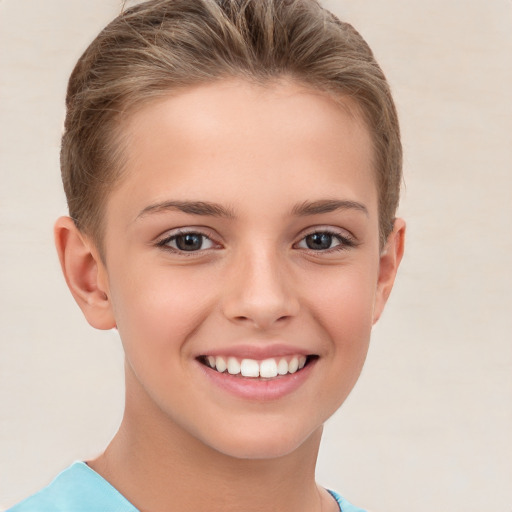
top-left (222, 241), bottom-right (299, 328)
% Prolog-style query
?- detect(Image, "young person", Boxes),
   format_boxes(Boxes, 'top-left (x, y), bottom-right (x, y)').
top-left (8, 1), bottom-right (405, 511)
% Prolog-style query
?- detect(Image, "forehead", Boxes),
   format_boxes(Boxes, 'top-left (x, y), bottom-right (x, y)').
top-left (109, 78), bottom-right (377, 221)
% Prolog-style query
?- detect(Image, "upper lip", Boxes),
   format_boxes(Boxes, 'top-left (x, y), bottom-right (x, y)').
top-left (196, 343), bottom-right (315, 360)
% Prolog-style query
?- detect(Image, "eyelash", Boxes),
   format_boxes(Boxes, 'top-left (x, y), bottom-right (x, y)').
top-left (295, 229), bottom-right (357, 253)
top-left (156, 228), bottom-right (357, 254)
top-left (156, 230), bottom-right (219, 255)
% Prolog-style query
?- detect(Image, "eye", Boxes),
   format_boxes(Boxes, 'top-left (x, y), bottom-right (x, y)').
top-left (158, 232), bottom-right (216, 252)
top-left (296, 231), bottom-right (354, 251)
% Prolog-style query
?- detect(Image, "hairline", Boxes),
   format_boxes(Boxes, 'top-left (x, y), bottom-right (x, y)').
top-left (81, 74), bottom-right (381, 260)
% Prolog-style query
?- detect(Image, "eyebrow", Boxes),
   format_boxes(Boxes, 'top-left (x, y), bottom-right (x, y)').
top-left (291, 199), bottom-right (369, 217)
top-left (137, 200), bottom-right (236, 220)
top-left (136, 198), bottom-right (368, 221)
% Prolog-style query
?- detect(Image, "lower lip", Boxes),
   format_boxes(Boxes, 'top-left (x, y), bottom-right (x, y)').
top-left (198, 359), bottom-right (317, 401)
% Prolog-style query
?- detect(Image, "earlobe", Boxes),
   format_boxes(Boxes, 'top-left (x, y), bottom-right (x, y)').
top-left (54, 216), bottom-right (116, 330)
top-left (372, 218), bottom-right (406, 324)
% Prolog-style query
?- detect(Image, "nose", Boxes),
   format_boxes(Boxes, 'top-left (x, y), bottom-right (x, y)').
top-left (221, 246), bottom-right (300, 330)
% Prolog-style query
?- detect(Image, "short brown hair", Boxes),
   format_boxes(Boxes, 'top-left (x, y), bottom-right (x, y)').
top-left (61, 0), bottom-right (401, 250)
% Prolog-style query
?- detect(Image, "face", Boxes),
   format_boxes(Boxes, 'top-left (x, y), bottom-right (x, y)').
top-left (92, 79), bottom-right (400, 459)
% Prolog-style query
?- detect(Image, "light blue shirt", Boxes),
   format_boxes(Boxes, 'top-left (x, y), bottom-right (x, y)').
top-left (8, 462), bottom-right (367, 512)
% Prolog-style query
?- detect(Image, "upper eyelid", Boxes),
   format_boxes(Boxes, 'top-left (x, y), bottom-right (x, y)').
top-left (156, 230), bottom-right (222, 255)
top-left (295, 225), bottom-right (356, 241)
top-left (293, 227), bottom-right (359, 252)
top-left (156, 226), bottom-right (217, 242)
top-left (154, 225), bottom-right (357, 246)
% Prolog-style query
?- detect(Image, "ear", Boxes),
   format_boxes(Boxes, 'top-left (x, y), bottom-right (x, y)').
top-left (54, 216), bottom-right (116, 330)
top-left (372, 218), bottom-right (406, 324)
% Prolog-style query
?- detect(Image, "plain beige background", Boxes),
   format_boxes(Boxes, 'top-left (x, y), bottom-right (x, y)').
top-left (1, 1), bottom-right (511, 510)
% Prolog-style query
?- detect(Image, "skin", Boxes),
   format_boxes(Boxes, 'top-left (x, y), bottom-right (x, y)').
top-left (55, 78), bottom-right (405, 512)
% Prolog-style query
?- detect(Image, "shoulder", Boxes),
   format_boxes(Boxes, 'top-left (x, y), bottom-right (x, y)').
top-left (328, 489), bottom-right (369, 512)
top-left (6, 462), bottom-right (138, 512)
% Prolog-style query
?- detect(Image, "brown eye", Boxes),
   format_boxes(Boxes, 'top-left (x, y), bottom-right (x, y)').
top-left (175, 233), bottom-right (204, 251)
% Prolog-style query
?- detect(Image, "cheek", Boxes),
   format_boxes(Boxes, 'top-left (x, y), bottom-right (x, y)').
top-left (304, 264), bottom-right (377, 352)
top-left (109, 265), bottom-right (216, 356)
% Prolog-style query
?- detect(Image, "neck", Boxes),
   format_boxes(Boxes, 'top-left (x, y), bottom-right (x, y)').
top-left (89, 368), bottom-right (332, 512)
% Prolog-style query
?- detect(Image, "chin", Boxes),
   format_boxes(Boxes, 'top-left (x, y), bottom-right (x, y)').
top-left (201, 422), bottom-right (323, 461)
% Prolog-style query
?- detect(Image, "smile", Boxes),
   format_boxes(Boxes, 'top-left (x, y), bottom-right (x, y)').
top-left (198, 355), bottom-right (317, 379)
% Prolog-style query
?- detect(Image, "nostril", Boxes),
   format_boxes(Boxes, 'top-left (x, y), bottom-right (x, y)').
top-left (231, 313), bottom-right (292, 329)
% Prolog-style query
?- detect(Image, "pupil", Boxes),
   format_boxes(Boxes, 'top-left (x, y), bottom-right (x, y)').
top-left (176, 234), bottom-right (202, 251)
top-left (306, 233), bottom-right (332, 250)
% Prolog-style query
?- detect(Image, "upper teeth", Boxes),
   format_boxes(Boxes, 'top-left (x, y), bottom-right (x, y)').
top-left (205, 355), bottom-right (307, 378)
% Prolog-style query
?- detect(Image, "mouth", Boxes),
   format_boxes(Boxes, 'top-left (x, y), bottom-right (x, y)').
top-left (197, 354), bottom-right (319, 379)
